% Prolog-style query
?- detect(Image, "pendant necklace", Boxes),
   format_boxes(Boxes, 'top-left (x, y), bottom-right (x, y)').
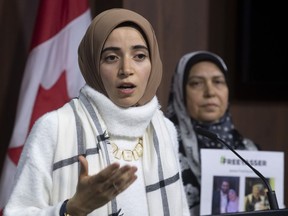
top-left (111, 137), bottom-right (143, 161)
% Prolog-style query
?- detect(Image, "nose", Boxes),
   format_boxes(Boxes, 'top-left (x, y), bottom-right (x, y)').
top-left (119, 57), bottom-right (133, 76)
top-left (204, 81), bottom-right (216, 97)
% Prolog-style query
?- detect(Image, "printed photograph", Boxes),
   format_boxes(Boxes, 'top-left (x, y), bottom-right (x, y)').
top-left (244, 177), bottom-right (271, 211)
top-left (211, 176), bottom-right (240, 214)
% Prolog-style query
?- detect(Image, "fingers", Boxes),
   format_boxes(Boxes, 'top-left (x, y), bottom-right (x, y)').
top-left (112, 165), bottom-right (137, 184)
top-left (78, 155), bottom-right (89, 179)
top-left (99, 163), bottom-right (121, 180)
top-left (73, 158), bottom-right (138, 212)
top-left (88, 163), bottom-right (137, 195)
top-left (103, 164), bottom-right (137, 186)
top-left (89, 162), bottom-right (121, 185)
top-left (78, 155), bottom-right (138, 196)
top-left (109, 165), bottom-right (138, 194)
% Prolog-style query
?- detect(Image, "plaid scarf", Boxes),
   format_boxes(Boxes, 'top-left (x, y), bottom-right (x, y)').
top-left (52, 87), bottom-right (188, 216)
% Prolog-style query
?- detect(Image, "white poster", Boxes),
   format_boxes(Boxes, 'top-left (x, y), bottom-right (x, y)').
top-left (200, 149), bottom-right (284, 215)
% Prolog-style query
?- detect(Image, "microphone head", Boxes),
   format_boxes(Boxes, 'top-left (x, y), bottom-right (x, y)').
top-left (194, 126), bottom-right (219, 140)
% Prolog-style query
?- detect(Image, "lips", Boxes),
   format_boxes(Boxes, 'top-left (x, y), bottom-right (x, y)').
top-left (202, 103), bottom-right (218, 107)
top-left (117, 82), bottom-right (136, 94)
top-left (117, 83), bottom-right (136, 89)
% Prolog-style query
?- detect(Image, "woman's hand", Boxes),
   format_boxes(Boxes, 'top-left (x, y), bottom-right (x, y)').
top-left (66, 155), bottom-right (138, 215)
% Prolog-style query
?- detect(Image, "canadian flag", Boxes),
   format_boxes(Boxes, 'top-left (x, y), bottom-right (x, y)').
top-left (0, 0), bottom-right (91, 214)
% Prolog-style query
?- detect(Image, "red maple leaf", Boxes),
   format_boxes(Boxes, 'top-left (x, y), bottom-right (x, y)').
top-left (8, 71), bottom-right (70, 165)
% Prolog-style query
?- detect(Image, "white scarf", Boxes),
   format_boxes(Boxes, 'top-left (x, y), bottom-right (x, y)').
top-left (83, 85), bottom-right (159, 137)
top-left (52, 85), bottom-right (188, 215)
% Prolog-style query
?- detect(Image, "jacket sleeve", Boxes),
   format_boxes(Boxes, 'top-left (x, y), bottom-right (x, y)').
top-left (4, 111), bottom-right (63, 216)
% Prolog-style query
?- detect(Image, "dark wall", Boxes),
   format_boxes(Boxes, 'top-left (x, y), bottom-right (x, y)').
top-left (234, 1), bottom-right (288, 101)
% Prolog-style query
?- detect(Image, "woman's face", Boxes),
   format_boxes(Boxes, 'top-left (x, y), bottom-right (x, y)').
top-left (100, 26), bottom-right (151, 108)
top-left (228, 189), bottom-right (237, 201)
top-left (185, 61), bottom-right (228, 123)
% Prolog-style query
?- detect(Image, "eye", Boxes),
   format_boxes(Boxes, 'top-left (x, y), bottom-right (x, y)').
top-left (103, 54), bottom-right (119, 63)
top-left (213, 78), bottom-right (226, 86)
top-left (187, 80), bottom-right (204, 89)
top-left (134, 53), bottom-right (148, 61)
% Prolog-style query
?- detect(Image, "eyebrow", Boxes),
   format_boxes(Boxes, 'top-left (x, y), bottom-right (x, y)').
top-left (101, 45), bottom-right (148, 54)
top-left (189, 74), bottom-right (225, 79)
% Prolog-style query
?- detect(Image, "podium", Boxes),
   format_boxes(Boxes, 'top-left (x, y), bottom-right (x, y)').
top-left (203, 208), bottom-right (288, 216)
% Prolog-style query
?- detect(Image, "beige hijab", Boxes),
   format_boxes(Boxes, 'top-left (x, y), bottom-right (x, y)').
top-left (78, 8), bottom-right (162, 106)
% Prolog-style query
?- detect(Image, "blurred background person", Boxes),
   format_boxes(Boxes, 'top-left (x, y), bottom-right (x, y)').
top-left (166, 50), bottom-right (259, 215)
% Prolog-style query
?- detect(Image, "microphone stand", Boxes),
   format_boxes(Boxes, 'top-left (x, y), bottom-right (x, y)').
top-left (194, 126), bottom-right (279, 210)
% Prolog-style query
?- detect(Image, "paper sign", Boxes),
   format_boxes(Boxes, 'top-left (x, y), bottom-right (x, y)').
top-left (200, 149), bottom-right (284, 215)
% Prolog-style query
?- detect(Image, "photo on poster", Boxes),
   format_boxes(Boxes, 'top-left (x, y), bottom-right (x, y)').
top-left (211, 176), bottom-right (240, 214)
top-left (244, 177), bottom-right (271, 212)
top-left (200, 149), bottom-right (284, 215)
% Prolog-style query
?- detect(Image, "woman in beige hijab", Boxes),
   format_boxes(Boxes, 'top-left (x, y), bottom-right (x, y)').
top-left (4, 8), bottom-right (189, 216)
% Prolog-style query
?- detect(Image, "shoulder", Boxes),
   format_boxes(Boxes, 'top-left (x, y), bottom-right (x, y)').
top-left (164, 114), bottom-right (178, 148)
top-left (28, 101), bottom-right (76, 144)
top-left (243, 138), bottom-right (260, 150)
top-left (18, 110), bottom-right (59, 172)
top-left (164, 117), bottom-right (177, 136)
top-left (31, 110), bottom-right (58, 134)
top-left (32, 101), bottom-right (74, 128)
top-left (156, 109), bottom-right (177, 136)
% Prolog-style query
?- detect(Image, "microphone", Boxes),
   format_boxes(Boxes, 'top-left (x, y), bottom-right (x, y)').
top-left (194, 126), bottom-right (279, 210)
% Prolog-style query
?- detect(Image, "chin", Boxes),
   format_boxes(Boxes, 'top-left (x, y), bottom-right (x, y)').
top-left (199, 112), bottom-right (222, 122)
top-left (200, 116), bottom-right (219, 123)
top-left (115, 100), bottom-right (138, 108)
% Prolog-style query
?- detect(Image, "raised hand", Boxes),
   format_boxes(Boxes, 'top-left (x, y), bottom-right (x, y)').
top-left (66, 155), bottom-right (138, 215)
